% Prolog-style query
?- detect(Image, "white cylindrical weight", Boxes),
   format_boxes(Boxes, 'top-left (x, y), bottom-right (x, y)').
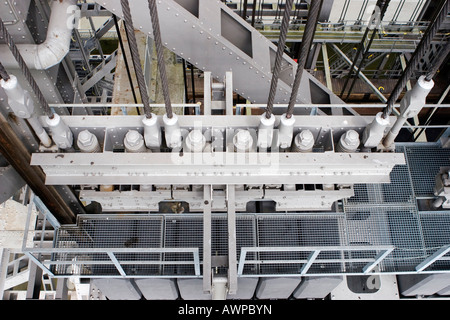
top-left (45, 113), bottom-right (73, 149)
top-left (142, 114), bottom-right (161, 150)
top-left (163, 113), bottom-right (182, 149)
top-left (257, 112), bottom-right (275, 149)
top-left (361, 112), bottom-right (390, 148)
top-left (0, 75), bottom-right (35, 118)
top-left (278, 113), bottom-right (295, 149)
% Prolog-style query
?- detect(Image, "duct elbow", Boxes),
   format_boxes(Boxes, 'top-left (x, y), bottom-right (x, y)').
top-left (34, 36), bottom-right (71, 70)
top-left (0, 0), bottom-right (78, 70)
top-left (34, 0), bottom-right (78, 69)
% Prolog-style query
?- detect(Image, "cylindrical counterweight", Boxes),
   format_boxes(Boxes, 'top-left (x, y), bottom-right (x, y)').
top-left (163, 113), bottom-right (182, 149)
top-left (257, 112), bottom-right (275, 149)
top-left (142, 114), bottom-right (162, 150)
top-left (278, 113), bottom-right (295, 149)
top-left (361, 112), bottom-right (390, 148)
top-left (45, 113), bottom-right (73, 149)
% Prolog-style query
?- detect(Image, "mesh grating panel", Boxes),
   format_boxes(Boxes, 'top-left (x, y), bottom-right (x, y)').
top-left (345, 164), bottom-right (414, 205)
top-left (53, 217), bottom-right (165, 276)
top-left (256, 215), bottom-right (344, 274)
top-left (405, 145), bottom-right (450, 196)
top-left (419, 212), bottom-right (450, 271)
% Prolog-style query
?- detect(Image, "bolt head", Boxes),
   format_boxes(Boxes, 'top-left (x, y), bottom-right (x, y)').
top-left (125, 130), bottom-right (143, 147)
top-left (78, 130), bottom-right (94, 147)
top-left (297, 130), bottom-right (314, 148)
top-left (188, 130), bottom-right (203, 143)
top-left (343, 130), bottom-right (359, 146)
top-left (236, 130), bottom-right (251, 143)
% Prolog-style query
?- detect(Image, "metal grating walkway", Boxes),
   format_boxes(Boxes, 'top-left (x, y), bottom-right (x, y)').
top-left (27, 143), bottom-right (450, 277)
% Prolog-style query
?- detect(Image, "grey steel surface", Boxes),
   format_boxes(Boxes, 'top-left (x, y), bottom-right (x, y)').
top-left (79, 187), bottom-right (353, 212)
top-left (0, 165), bottom-right (25, 204)
top-left (292, 276), bottom-right (343, 299)
top-left (94, 0), bottom-right (344, 110)
top-left (255, 277), bottom-right (302, 299)
top-left (397, 274), bottom-right (450, 297)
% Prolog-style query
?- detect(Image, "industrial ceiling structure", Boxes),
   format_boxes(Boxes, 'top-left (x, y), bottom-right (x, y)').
top-left (0, 0), bottom-right (449, 301)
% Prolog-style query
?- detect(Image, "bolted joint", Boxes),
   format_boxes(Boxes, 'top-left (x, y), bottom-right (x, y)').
top-left (77, 130), bottom-right (95, 147)
top-left (125, 130), bottom-right (143, 147)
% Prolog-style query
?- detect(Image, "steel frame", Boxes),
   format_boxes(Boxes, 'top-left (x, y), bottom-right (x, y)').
top-left (78, 186), bottom-right (354, 212)
top-left (94, 0), bottom-right (343, 109)
top-left (30, 114), bottom-right (404, 186)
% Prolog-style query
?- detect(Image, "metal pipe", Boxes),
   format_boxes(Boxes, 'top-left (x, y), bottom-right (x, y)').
top-left (190, 63), bottom-right (196, 104)
top-left (182, 59), bottom-right (188, 108)
top-left (0, 0), bottom-right (78, 70)
top-left (383, 75), bottom-right (434, 147)
top-left (27, 116), bottom-right (52, 148)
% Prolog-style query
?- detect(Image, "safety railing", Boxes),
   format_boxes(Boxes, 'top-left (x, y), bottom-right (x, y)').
top-left (24, 247), bottom-right (201, 278)
top-left (237, 246), bottom-right (395, 276)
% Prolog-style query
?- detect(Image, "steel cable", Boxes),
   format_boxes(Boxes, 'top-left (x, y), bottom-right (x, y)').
top-left (120, 0), bottom-right (153, 118)
top-left (265, 0), bottom-right (294, 118)
top-left (0, 61), bottom-right (10, 81)
top-left (382, 0), bottom-right (449, 118)
top-left (147, 0), bottom-right (173, 118)
top-left (0, 17), bottom-right (53, 118)
top-left (286, 0), bottom-right (323, 118)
